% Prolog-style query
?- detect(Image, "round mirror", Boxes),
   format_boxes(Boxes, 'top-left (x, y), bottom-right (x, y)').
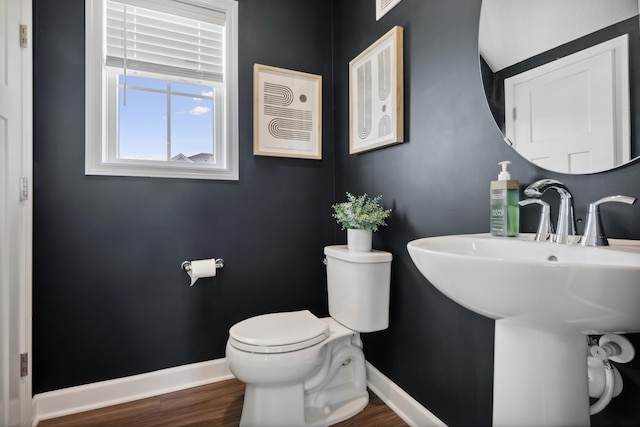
top-left (479, 0), bottom-right (640, 174)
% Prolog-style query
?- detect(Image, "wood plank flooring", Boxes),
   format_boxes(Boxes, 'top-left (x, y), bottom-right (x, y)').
top-left (38, 378), bottom-right (408, 426)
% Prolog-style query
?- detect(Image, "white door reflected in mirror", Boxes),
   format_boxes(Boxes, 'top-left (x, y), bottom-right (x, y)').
top-left (479, 0), bottom-right (639, 174)
top-left (505, 36), bottom-right (630, 174)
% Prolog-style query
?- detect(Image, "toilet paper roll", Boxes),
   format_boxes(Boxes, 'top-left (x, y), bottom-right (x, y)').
top-left (188, 258), bottom-right (217, 286)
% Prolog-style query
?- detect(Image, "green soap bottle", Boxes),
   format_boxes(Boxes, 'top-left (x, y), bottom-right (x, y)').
top-left (490, 161), bottom-right (519, 237)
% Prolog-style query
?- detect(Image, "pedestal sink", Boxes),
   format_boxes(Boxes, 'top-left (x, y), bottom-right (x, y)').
top-left (407, 233), bottom-right (640, 426)
top-left (407, 233), bottom-right (640, 334)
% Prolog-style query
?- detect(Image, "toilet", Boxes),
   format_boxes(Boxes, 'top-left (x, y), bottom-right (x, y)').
top-left (225, 245), bottom-right (392, 427)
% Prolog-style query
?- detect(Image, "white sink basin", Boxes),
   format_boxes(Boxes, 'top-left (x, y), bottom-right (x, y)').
top-left (407, 233), bottom-right (640, 334)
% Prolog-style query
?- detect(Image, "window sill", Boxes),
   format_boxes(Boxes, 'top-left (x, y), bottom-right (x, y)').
top-left (85, 160), bottom-right (239, 181)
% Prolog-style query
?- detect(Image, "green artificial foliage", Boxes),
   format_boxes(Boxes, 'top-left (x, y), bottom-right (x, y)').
top-left (331, 192), bottom-right (392, 232)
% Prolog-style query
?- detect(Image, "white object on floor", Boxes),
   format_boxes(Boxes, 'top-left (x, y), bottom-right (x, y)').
top-left (225, 245), bottom-right (393, 426)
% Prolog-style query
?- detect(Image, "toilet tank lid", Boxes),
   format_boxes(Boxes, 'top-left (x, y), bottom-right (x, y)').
top-left (229, 310), bottom-right (329, 347)
top-left (324, 245), bottom-right (392, 263)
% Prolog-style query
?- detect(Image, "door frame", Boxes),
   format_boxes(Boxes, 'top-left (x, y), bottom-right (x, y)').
top-left (1, 0), bottom-right (33, 424)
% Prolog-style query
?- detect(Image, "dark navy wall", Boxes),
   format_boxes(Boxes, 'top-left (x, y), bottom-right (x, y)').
top-left (33, 0), bottom-right (334, 393)
top-left (333, 1), bottom-right (640, 426)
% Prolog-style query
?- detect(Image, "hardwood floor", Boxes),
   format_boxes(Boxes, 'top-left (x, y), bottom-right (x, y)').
top-left (38, 378), bottom-right (408, 426)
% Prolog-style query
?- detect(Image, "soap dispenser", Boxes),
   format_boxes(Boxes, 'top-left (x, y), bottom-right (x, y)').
top-left (490, 161), bottom-right (519, 237)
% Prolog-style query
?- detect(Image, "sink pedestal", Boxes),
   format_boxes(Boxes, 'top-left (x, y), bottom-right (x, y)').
top-left (493, 315), bottom-right (590, 426)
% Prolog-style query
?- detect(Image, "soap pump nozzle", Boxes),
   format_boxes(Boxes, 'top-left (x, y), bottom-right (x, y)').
top-left (498, 161), bottom-right (511, 181)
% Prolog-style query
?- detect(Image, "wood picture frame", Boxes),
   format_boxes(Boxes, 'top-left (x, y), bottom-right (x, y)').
top-left (376, 0), bottom-right (402, 21)
top-left (349, 26), bottom-right (403, 154)
top-left (254, 64), bottom-right (322, 159)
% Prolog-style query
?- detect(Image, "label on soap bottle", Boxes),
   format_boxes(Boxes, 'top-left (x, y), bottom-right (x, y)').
top-left (491, 189), bottom-right (507, 236)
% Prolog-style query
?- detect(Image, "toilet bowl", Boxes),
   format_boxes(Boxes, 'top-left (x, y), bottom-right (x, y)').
top-left (226, 246), bottom-right (392, 427)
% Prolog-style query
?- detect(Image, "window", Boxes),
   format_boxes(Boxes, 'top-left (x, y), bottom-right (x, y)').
top-left (86, 0), bottom-right (238, 180)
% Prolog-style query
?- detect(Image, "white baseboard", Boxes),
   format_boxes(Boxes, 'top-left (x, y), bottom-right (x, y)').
top-left (32, 358), bottom-right (445, 427)
top-left (366, 362), bottom-right (447, 427)
top-left (32, 358), bottom-right (234, 426)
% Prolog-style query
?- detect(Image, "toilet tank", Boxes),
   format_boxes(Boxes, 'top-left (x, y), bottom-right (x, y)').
top-left (324, 245), bottom-right (392, 332)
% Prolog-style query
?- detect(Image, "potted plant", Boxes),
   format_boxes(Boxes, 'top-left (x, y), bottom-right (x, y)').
top-left (331, 192), bottom-right (392, 252)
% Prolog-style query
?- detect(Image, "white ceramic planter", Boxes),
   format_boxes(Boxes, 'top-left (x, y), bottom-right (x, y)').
top-left (347, 229), bottom-right (373, 252)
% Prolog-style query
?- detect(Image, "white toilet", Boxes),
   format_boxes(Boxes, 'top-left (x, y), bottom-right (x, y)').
top-left (225, 245), bottom-right (392, 427)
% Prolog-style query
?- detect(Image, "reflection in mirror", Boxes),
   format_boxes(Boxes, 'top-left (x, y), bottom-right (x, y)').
top-left (479, 0), bottom-right (640, 174)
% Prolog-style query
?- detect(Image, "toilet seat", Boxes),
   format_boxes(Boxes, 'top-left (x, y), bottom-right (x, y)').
top-left (229, 310), bottom-right (329, 354)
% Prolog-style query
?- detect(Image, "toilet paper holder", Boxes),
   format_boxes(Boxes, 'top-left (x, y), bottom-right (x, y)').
top-left (181, 258), bottom-right (224, 272)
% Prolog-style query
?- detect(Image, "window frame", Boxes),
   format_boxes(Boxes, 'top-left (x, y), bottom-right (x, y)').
top-left (85, 0), bottom-right (239, 181)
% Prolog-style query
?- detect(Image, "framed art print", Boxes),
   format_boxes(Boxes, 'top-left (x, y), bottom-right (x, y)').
top-left (349, 26), bottom-right (404, 154)
top-left (254, 64), bottom-right (322, 159)
top-left (376, 0), bottom-right (402, 21)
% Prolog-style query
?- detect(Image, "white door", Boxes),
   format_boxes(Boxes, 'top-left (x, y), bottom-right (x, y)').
top-left (0, 0), bottom-right (32, 425)
top-left (505, 35), bottom-right (630, 174)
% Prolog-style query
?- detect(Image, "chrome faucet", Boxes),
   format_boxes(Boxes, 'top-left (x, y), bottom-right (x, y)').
top-left (524, 179), bottom-right (577, 244)
top-left (519, 199), bottom-right (553, 242)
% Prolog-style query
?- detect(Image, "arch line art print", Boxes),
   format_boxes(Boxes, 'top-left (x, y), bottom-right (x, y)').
top-left (349, 26), bottom-right (404, 154)
top-left (254, 64), bottom-right (322, 159)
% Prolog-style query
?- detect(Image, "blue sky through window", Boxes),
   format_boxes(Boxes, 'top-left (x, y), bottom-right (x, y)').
top-left (118, 76), bottom-right (215, 162)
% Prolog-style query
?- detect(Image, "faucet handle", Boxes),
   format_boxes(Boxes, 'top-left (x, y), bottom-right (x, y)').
top-left (581, 195), bottom-right (636, 247)
top-left (519, 199), bottom-right (554, 242)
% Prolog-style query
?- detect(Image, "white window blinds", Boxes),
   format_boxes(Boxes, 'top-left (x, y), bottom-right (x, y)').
top-left (105, 0), bottom-right (225, 82)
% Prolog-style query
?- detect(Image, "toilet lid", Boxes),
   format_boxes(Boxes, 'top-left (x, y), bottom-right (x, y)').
top-left (229, 310), bottom-right (329, 353)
